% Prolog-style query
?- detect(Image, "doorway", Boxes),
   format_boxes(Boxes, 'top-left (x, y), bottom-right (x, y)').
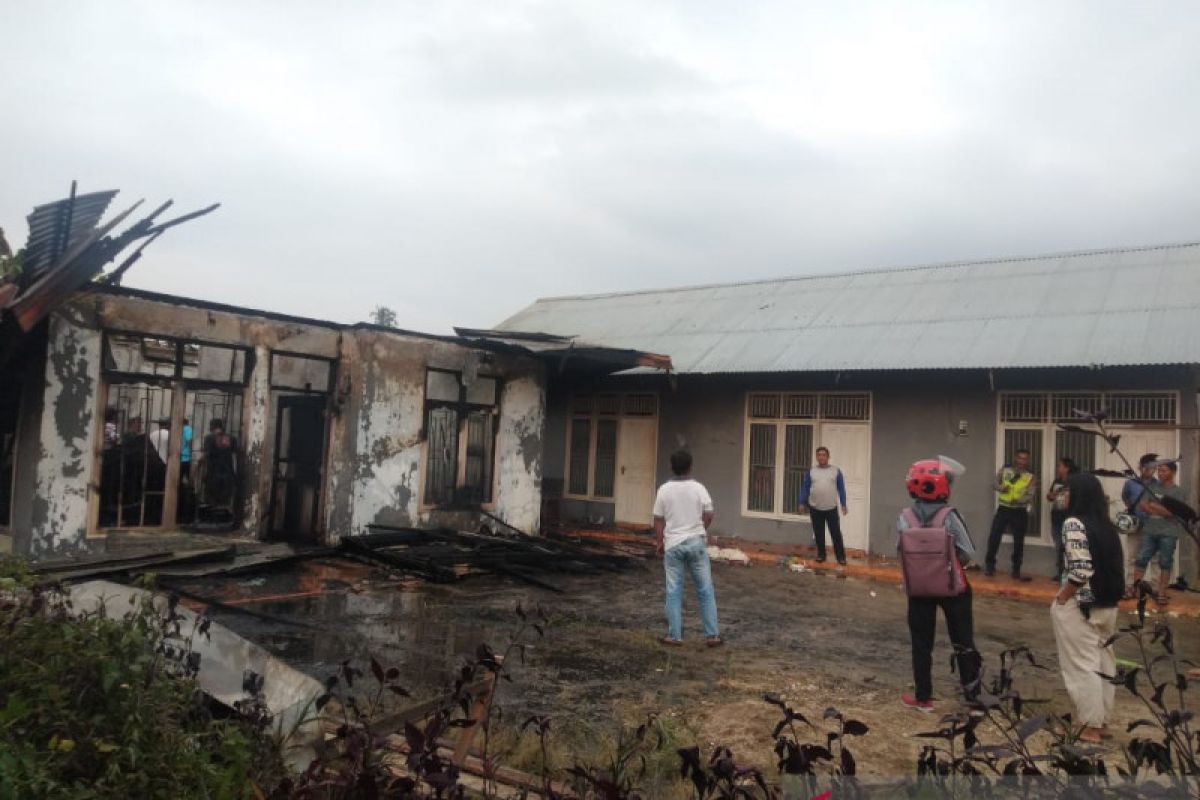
top-left (819, 422), bottom-right (872, 552)
top-left (614, 416), bottom-right (658, 526)
top-left (269, 394), bottom-right (327, 541)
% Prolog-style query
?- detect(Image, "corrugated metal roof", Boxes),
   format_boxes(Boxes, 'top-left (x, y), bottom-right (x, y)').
top-left (496, 243), bottom-right (1200, 373)
top-left (22, 190), bottom-right (119, 277)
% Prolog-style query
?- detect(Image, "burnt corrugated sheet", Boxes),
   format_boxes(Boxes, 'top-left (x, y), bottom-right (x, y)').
top-left (22, 190), bottom-right (118, 277)
top-left (495, 242), bottom-right (1200, 373)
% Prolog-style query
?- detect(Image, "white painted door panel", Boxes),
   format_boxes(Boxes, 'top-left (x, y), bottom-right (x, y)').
top-left (1096, 428), bottom-right (1179, 581)
top-left (816, 423), bottom-right (871, 552)
top-left (615, 418), bottom-right (658, 526)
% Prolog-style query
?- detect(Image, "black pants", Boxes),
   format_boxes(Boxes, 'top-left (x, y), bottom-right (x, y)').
top-left (908, 588), bottom-right (979, 702)
top-left (810, 507), bottom-right (846, 563)
top-left (985, 506), bottom-right (1029, 573)
top-left (1050, 510), bottom-right (1067, 577)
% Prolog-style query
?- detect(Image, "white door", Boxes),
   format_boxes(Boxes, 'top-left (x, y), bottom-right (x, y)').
top-left (818, 423), bottom-right (872, 552)
top-left (1095, 429), bottom-right (1179, 517)
top-left (1096, 428), bottom-right (1179, 580)
top-left (615, 417), bottom-right (658, 526)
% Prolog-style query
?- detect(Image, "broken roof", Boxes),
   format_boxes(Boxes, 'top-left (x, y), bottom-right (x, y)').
top-left (495, 242), bottom-right (1200, 374)
top-left (1, 184), bottom-right (220, 355)
top-left (454, 328), bottom-right (672, 372)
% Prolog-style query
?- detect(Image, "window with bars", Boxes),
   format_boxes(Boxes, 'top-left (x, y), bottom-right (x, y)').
top-left (998, 391), bottom-right (1176, 542)
top-left (743, 393), bottom-right (868, 516)
top-left (566, 393), bottom-right (656, 499)
top-left (423, 369), bottom-right (500, 506)
top-left (1000, 392), bottom-right (1177, 424)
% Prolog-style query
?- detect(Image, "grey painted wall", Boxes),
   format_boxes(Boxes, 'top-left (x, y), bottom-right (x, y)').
top-left (546, 366), bottom-right (1200, 579)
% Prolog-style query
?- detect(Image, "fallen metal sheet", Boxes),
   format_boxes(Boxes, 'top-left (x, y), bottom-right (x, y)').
top-left (150, 544), bottom-right (335, 578)
top-left (33, 545), bottom-right (238, 583)
top-left (67, 580), bottom-right (325, 767)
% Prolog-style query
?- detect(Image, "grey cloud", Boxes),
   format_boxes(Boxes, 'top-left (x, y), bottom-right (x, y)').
top-left (2, 2), bottom-right (1199, 334)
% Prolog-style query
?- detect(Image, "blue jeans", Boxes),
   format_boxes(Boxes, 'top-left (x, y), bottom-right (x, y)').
top-left (1135, 532), bottom-right (1178, 571)
top-left (664, 535), bottom-right (719, 640)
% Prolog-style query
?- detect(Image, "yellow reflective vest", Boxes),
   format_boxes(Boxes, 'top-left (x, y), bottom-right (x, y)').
top-left (997, 468), bottom-right (1034, 508)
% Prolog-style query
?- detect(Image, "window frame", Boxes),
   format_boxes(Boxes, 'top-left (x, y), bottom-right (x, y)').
top-left (563, 393), bottom-right (658, 501)
top-left (421, 368), bottom-right (502, 508)
top-left (995, 390), bottom-right (1181, 546)
top-left (739, 392), bottom-right (872, 520)
top-left (101, 330), bottom-right (252, 388)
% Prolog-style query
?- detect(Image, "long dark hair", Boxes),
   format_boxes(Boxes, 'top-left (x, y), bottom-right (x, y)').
top-left (1064, 471), bottom-right (1125, 603)
top-left (1066, 472), bottom-right (1109, 526)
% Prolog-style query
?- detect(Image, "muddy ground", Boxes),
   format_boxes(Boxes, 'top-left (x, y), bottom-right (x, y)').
top-left (178, 556), bottom-right (1200, 787)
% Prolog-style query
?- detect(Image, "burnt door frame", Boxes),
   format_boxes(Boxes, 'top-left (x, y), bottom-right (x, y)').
top-left (268, 393), bottom-right (329, 541)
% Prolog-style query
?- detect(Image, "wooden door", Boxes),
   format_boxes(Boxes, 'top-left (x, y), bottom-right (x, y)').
top-left (614, 417), bottom-right (658, 526)
top-left (817, 423), bottom-right (871, 552)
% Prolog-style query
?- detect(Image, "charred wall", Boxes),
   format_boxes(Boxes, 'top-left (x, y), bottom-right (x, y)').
top-left (12, 290), bottom-right (547, 556)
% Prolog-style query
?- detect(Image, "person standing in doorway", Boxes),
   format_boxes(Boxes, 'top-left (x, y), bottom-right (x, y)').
top-left (654, 449), bottom-right (721, 648)
top-left (1047, 457), bottom-right (1079, 583)
top-left (984, 448), bottom-right (1037, 580)
top-left (1131, 460), bottom-right (1186, 608)
top-left (798, 446), bottom-right (849, 565)
top-left (897, 458), bottom-right (979, 713)
top-left (1052, 472), bottom-right (1125, 743)
top-left (1119, 453), bottom-right (1159, 594)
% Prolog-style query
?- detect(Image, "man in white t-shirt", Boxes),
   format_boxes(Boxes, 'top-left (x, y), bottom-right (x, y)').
top-left (653, 449), bottom-right (722, 647)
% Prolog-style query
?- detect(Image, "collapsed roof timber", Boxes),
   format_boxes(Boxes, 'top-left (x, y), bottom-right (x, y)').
top-left (0, 187), bottom-right (670, 559)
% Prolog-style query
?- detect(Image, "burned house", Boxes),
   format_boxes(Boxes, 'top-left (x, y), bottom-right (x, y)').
top-left (1, 286), bottom-right (553, 555)
top-left (0, 286), bottom-right (664, 556)
top-left (498, 243), bottom-right (1200, 576)
top-left (0, 186), bottom-right (665, 558)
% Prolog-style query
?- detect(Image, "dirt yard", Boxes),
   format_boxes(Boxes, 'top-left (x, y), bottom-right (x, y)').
top-left (180, 555), bottom-right (1200, 786)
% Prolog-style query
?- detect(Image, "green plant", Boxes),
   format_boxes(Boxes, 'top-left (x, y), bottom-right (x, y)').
top-left (0, 560), bottom-right (286, 798)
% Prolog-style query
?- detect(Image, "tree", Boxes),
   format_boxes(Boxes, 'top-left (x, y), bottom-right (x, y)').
top-left (369, 306), bottom-right (397, 328)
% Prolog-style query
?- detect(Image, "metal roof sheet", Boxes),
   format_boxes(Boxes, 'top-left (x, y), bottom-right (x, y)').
top-left (22, 190), bottom-right (118, 277)
top-left (496, 243), bottom-right (1200, 373)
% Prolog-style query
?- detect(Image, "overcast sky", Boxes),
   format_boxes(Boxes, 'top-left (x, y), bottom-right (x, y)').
top-left (3, 1), bottom-right (1199, 333)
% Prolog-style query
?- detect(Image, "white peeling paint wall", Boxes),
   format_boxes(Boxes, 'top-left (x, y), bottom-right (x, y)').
top-left (241, 344), bottom-right (273, 535)
top-left (493, 373), bottom-right (545, 534)
top-left (31, 313), bottom-right (102, 555)
top-left (349, 354), bottom-right (425, 532)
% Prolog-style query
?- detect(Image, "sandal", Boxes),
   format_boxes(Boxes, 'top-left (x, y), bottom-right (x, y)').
top-left (705, 636), bottom-right (724, 648)
top-left (661, 637), bottom-right (683, 647)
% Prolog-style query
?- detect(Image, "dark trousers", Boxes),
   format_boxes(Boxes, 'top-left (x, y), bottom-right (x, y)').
top-left (985, 506), bottom-right (1029, 573)
top-left (810, 507), bottom-right (846, 563)
top-left (908, 588), bottom-right (978, 702)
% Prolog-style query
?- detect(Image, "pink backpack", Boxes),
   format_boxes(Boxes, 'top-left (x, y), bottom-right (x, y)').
top-left (898, 507), bottom-right (968, 598)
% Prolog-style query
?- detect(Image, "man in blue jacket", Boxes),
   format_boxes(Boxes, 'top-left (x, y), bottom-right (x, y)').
top-left (799, 446), bottom-right (849, 565)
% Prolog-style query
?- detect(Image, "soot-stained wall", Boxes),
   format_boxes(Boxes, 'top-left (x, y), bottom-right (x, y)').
top-left (13, 290), bottom-right (547, 556)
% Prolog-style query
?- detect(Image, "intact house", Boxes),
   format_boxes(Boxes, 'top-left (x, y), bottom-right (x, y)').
top-left (0, 285), bottom-right (661, 558)
top-left (495, 243), bottom-right (1200, 577)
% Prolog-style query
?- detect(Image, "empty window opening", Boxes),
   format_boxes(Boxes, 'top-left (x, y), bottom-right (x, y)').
top-left (423, 368), bottom-right (500, 507)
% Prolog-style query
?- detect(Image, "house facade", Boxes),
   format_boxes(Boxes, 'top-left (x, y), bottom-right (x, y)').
top-left (1, 286), bottom-right (552, 557)
top-left (501, 243), bottom-right (1200, 577)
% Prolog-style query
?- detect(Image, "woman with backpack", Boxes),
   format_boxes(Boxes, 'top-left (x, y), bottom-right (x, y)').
top-left (1052, 472), bottom-right (1126, 743)
top-left (897, 458), bottom-right (980, 713)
